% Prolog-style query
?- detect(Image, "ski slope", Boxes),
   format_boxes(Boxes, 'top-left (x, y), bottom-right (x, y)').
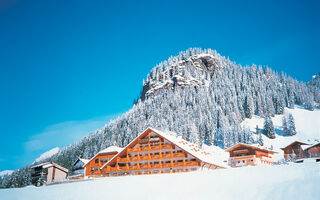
top-left (241, 106), bottom-right (320, 156)
top-left (1, 162), bottom-right (319, 200)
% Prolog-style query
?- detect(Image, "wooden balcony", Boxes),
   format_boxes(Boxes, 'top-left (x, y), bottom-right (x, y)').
top-left (118, 152), bottom-right (186, 163)
top-left (106, 161), bottom-right (200, 173)
top-left (127, 144), bottom-right (172, 153)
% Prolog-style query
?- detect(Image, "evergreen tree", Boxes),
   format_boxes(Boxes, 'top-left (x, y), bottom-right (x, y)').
top-left (282, 115), bottom-right (289, 136)
top-left (263, 116), bottom-right (275, 139)
top-left (256, 125), bottom-right (263, 146)
top-left (288, 113), bottom-right (297, 136)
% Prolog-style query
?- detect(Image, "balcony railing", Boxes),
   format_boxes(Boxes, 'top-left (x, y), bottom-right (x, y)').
top-left (106, 161), bottom-right (200, 172)
top-left (118, 152), bottom-right (186, 162)
top-left (127, 144), bottom-right (172, 153)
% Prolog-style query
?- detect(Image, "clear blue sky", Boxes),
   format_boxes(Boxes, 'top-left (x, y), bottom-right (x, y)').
top-left (0, 0), bottom-right (319, 171)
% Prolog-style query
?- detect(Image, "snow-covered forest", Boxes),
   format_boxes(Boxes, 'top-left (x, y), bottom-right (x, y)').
top-left (1, 48), bottom-right (319, 188)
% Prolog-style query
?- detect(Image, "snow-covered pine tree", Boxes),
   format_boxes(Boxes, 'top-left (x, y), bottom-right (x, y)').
top-left (255, 125), bottom-right (263, 146)
top-left (245, 95), bottom-right (254, 119)
top-left (282, 115), bottom-right (289, 136)
top-left (288, 113), bottom-right (297, 136)
top-left (263, 116), bottom-right (275, 139)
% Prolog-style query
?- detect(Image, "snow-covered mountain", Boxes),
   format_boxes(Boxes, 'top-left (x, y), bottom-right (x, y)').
top-left (140, 51), bottom-right (223, 100)
top-left (34, 147), bottom-right (60, 163)
top-left (1, 48), bottom-right (319, 188)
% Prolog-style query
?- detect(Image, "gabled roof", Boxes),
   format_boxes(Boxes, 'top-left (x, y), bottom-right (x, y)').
top-left (225, 143), bottom-right (277, 154)
top-left (280, 141), bottom-right (309, 150)
top-left (72, 158), bottom-right (90, 166)
top-left (305, 142), bottom-right (320, 151)
top-left (83, 146), bottom-right (122, 167)
top-left (31, 162), bottom-right (69, 173)
top-left (100, 127), bottom-right (226, 169)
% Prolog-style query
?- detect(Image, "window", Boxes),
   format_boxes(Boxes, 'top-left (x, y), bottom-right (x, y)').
top-left (95, 159), bottom-right (99, 164)
top-left (100, 158), bottom-right (108, 163)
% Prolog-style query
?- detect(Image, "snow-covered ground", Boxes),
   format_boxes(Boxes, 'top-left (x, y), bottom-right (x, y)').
top-left (241, 106), bottom-right (320, 157)
top-left (1, 162), bottom-right (319, 200)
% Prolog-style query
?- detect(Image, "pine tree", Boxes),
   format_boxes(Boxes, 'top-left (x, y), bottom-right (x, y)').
top-left (282, 115), bottom-right (289, 136)
top-left (288, 113), bottom-right (297, 136)
top-left (245, 95), bottom-right (254, 119)
top-left (255, 125), bottom-right (263, 146)
top-left (263, 116), bottom-right (275, 139)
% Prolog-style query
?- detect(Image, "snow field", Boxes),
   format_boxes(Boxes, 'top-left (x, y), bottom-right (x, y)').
top-left (1, 162), bottom-right (319, 200)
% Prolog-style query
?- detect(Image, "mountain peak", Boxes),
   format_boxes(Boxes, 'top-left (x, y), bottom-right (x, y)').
top-left (140, 48), bottom-right (225, 100)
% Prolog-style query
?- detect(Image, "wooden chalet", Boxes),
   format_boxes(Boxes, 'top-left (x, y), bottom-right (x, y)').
top-left (226, 143), bottom-right (276, 167)
top-left (68, 158), bottom-right (89, 180)
top-left (281, 141), bottom-right (309, 161)
top-left (84, 146), bottom-right (122, 178)
top-left (100, 127), bottom-right (225, 176)
top-left (31, 162), bottom-right (68, 186)
top-left (304, 142), bottom-right (320, 159)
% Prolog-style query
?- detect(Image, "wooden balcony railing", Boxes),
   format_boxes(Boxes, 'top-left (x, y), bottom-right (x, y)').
top-left (106, 161), bottom-right (200, 173)
top-left (118, 152), bottom-right (186, 163)
top-left (127, 144), bottom-right (172, 153)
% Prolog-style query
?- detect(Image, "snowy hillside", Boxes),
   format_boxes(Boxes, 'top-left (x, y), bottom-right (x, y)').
top-left (34, 147), bottom-right (60, 163)
top-left (1, 162), bottom-right (319, 200)
top-left (0, 170), bottom-right (13, 177)
top-left (241, 105), bottom-right (320, 156)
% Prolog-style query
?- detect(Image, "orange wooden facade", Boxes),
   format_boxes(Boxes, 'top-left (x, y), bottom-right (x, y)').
top-left (100, 128), bottom-right (223, 176)
top-left (84, 151), bottom-right (118, 177)
top-left (226, 144), bottom-right (276, 167)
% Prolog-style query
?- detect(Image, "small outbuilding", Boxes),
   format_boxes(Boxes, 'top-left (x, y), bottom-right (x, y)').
top-left (31, 162), bottom-right (68, 186)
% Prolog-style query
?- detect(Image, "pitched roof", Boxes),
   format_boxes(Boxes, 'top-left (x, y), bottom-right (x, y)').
top-left (73, 158), bottom-right (90, 166)
top-left (305, 142), bottom-right (320, 151)
top-left (280, 141), bottom-right (309, 150)
top-left (83, 146), bottom-right (122, 167)
top-left (31, 162), bottom-right (69, 173)
top-left (100, 127), bottom-right (226, 169)
top-left (225, 143), bottom-right (277, 154)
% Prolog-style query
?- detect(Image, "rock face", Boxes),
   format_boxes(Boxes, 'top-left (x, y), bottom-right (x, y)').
top-left (140, 52), bottom-right (223, 101)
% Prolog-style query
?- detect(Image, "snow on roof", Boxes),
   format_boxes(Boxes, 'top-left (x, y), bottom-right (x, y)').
top-left (84, 146), bottom-right (122, 167)
top-left (280, 141), bottom-right (309, 150)
top-left (225, 143), bottom-right (277, 154)
top-left (301, 144), bottom-right (312, 151)
top-left (31, 162), bottom-right (68, 173)
top-left (305, 142), bottom-right (320, 151)
top-left (101, 127), bottom-right (227, 169)
top-left (79, 158), bottom-right (90, 165)
top-left (99, 146), bottom-right (123, 154)
top-left (154, 128), bottom-right (228, 168)
top-left (73, 158), bottom-right (90, 166)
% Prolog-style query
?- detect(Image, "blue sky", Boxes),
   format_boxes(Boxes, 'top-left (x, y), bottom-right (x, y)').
top-left (0, 0), bottom-right (319, 171)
